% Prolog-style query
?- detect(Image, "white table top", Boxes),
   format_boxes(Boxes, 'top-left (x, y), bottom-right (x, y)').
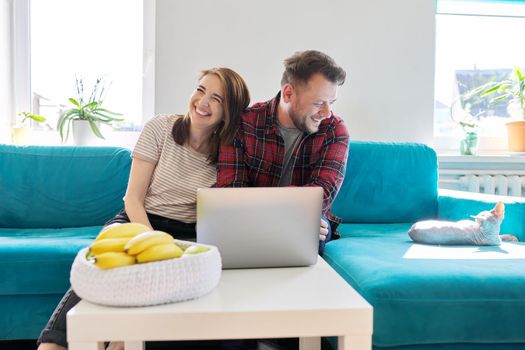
top-left (68, 257), bottom-right (372, 342)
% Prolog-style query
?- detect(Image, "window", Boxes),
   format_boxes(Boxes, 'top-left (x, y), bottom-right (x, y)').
top-left (31, 0), bottom-right (146, 130)
top-left (10, 0), bottom-right (154, 145)
top-left (434, 0), bottom-right (525, 150)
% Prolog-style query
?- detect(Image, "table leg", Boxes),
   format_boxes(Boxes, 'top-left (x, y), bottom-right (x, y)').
top-left (124, 341), bottom-right (145, 350)
top-left (299, 336), bottom-right (321, 350)
top-left (68, 342), bottom-right (105, 350)
top-left (338, 335), bottom-right (371, 350)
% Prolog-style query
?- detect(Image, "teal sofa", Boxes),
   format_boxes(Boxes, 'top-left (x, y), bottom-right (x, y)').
top-left (326, 142), bottom-right (525, 350)
top-left (0, 144), bottom-right (131, 340)
top-left (2, 142), bottom-right (525, 349)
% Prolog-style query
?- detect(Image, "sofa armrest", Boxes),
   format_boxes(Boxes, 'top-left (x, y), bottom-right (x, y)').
top-left (438, 189), bottom-right (525, 241)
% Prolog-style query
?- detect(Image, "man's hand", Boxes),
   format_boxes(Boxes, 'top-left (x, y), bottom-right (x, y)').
top-left (320, 218), bottom-right (329, 241)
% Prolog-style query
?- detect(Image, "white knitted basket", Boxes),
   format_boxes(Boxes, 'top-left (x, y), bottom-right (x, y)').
top-left (70, 242), bottom-right (222, 307)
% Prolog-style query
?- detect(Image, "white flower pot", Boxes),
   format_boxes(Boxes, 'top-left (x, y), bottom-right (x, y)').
top-left (72, 120), bottom-right (100, 146)
top-left (11, 127), bottom-right (31, 145)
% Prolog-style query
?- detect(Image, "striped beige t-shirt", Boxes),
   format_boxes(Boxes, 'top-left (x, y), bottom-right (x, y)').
top-left (133, 115), bottom-right (216, 223)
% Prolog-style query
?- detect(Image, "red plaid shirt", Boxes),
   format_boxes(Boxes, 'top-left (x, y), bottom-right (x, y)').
top-left (217, 93), bottom-right (349, 223)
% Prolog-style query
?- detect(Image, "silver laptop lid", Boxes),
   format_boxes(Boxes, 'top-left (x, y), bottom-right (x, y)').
top-left (196, 187), bottom-right (322, 269)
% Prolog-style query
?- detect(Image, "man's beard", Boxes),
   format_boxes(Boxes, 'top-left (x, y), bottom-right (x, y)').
top-left (289, 111), bottom-right (318, 134)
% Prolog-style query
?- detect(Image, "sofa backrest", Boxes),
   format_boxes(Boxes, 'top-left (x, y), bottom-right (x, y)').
top-left (331, 141), bottom-right (438, 223)
top-left (0, 145), bottom-right (131, 228)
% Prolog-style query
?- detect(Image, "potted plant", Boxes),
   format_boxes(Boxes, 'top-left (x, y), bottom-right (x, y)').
top-left (450, 88), bottom-right (481, 155)
top-left (476, 66), bottom-right (525, 152)
top-left (12, 112), bottom-right (47, 144)
top-left (57, 77), bottom-right (123, 145)
top-left (457, 119), bottom-right (479, 155)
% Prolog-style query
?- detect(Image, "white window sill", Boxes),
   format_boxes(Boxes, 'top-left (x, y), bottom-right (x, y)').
top-left (439, 154), bottom-right (525, 163)
top-left (434, 135), bottom-right (509, 156)
top-left (10, 129), bottom-right (141, 150)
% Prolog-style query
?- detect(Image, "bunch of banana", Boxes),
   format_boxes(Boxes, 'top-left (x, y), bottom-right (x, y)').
top-left (125, 231), bottom-right (184, 263)
top-left (95, 222), bottom-right (151, 241)
top-left (86, 223), bottom-right (211, 270)
top-left (87, 222), bottom-right (151, 269)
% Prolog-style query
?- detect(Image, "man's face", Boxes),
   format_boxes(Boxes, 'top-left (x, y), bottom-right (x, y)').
top-left (288, 73), bottom-right (338, 134)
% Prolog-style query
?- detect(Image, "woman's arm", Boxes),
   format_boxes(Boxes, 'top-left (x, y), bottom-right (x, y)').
top-left (124, 157), bottom-right (156, 229)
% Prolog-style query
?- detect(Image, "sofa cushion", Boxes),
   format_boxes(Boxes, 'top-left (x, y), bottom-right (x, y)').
top-left (331, 142), bottom-right (438, 223)
top-left (1, 294), bottom-right (64, 340)
top-left (0, 227), bottom-right (100, 295)
top-left (324, 223), bottom-right (525, 347)
top-left (0, 145), bottom-right (131, 228)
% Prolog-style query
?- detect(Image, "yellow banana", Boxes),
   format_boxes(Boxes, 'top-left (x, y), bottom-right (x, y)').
top-left (95, 223), bottom-right (151, 241)
top-left (136, 243), bottom-right (183, 263)
top-left (124, 230), bottom-right (175, 256)
top-left (94, 252), bottom-right (136, 269)
top-left (85, 251), bottom-right (95, 261)
top-left (174, 240), bottom-right (193, 251)
top-left (183, 245), bottom-right (210, 255)
top-left (89, 238), bottom-right (130, 255)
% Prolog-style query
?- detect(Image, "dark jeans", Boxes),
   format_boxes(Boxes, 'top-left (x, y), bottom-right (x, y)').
top-left (38, 210), bottom-right (303, 349)
top-left (37, 210), bottom-right (202, 348)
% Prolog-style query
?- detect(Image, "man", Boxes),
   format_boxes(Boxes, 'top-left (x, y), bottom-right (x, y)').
top-left (217, 50), bottom-right (349, 251)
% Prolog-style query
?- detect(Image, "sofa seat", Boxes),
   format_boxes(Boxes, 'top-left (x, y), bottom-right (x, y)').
top-left (0, 145), bottom-right (131, 340)
top-left (324, 223), bottom-right (525, 348)
top-left (0, 227), bottom-right (99, 295)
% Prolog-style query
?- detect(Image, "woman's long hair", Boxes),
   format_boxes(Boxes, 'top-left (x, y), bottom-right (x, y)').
top-left (172, 68), bottom-right (250, 164)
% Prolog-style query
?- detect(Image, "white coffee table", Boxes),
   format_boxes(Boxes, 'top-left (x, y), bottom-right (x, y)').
top-left (67, 257), bottom-right (373, 350)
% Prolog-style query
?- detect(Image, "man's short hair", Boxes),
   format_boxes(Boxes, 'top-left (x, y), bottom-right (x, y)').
top-left (281, 50), bottom-right (346, 87)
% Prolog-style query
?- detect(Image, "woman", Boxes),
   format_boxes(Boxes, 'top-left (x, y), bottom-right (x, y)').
top-left (37, 67), bottom-right (250, 350)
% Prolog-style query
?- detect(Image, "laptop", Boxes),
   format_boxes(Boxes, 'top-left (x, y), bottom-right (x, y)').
top-left (196, 187), bottom-right (323, 269)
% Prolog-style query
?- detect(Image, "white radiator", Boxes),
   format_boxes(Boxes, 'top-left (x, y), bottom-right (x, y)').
top-left (458, 174), bottom-right (525, 197)
top-left (438, 156), bottom-right (525, 198)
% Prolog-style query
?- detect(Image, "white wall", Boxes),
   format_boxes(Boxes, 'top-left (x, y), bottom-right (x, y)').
top-left (155, 0), bottom-right (436, 145)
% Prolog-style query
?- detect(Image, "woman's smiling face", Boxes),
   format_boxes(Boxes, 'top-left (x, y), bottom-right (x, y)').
top-left (188, 73), bottom-right (225, 131)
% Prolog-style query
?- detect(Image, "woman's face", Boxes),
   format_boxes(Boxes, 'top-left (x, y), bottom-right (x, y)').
top-left (188, 74), bottom-right (225, 131)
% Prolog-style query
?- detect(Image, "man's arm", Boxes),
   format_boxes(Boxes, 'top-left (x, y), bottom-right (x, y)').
top-left (306, 118), bottom-right (350, 217)
top-left (216, 127), bottom-right (249, 187)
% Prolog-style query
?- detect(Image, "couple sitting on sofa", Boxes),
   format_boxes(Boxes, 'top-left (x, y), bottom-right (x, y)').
top-left (38, 49), bottom-right (350, 350)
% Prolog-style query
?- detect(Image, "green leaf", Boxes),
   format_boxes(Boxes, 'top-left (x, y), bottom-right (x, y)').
top-left (69, 98), bottom-right (81, 108)
top-left (59, 116), bottom-right (73, 143)
top-left (469, 84), bottom-right (491, 96)
top-left (93, 111), bottom-right (124, 122)
top-left (84, 101), bottom-right (99, 109)
top-left (64, 119), bottom-right (72, 143)
top-left (480, 84), bottom-right (503, 96)
top-left (513, 66), bottom-right (525, 83)
top-left (29, 114), bottom-right (46, 122)
top-left (96, 108), bottom-right (123, 116)
top-left (490, 95), bottom-right (511, 103)
top-left (57, 109), bottom-right (80, 142)
top-left (88, 119), bottom-right (105, 139)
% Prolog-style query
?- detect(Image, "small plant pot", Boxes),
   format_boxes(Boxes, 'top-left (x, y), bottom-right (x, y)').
top-left (72, 120), bottom-right (100, 146)
top-left (460, 132), bottom-right (478, 155)
top-left (11, 127), bottom-right (31, 145)
top-left (506, 121), bottom-right (525, 153)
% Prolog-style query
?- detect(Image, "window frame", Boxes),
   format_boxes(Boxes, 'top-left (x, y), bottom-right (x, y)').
top-left (12, 0), bottom-right (155, 129)
top-left (434, 0), bottom-right (525, 154)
